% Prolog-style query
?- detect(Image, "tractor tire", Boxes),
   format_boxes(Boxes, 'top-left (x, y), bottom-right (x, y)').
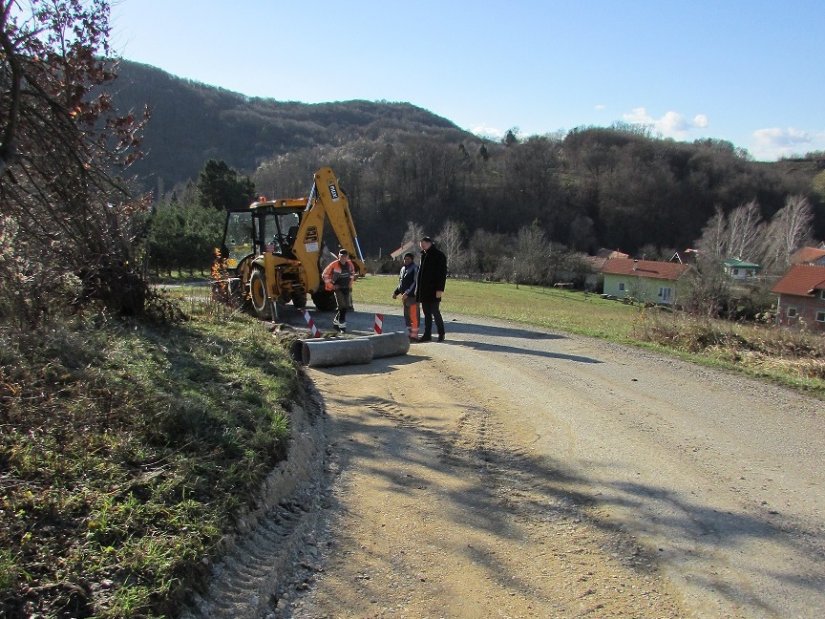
top-left (311, 289), bottom-right (337, 312)
top-left (249, 268), bottom-right (271, 319)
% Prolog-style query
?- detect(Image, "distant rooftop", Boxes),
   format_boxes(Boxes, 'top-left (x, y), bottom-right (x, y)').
top-left (790, 246), bottom-right (825, 265)
top-left (722, 258), bottom-right (760, 269)
top-left (601, 258), bottom-right (691, 281)
top-left (771, 264), bottom-right (825, 296)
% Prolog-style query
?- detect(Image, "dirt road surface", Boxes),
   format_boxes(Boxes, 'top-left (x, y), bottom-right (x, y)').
top-left (185, 306), bottom-right (825, 619)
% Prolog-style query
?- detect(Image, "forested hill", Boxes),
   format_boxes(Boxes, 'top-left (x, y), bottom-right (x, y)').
top-left (109, 60), bottom-right (473, 193)
top-left (109, 60), bottom-right (825, 257)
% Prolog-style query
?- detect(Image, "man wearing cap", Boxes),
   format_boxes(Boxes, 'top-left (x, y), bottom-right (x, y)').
top-left (415, 236), bottom-right (447, 342)
top-left (322, 248), bottom-right (356, 331)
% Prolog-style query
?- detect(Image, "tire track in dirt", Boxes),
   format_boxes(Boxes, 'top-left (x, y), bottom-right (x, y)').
top-left (278, 349), bottom-right (686, 618)
top-left (180, 390), bottom-right (331, 619)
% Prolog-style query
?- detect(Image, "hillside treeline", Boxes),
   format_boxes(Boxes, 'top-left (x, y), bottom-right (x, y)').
top-left (251, 128), bottom-right (825, 258)
top-left (113, 61), bottom-right (825, 265)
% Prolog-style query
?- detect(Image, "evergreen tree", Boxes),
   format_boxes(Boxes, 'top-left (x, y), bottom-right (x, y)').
top-left (197, 159), bottom-right (256, 210)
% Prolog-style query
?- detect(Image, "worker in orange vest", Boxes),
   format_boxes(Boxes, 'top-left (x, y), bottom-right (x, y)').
top-left (322, 248), bottom-right (356, 332)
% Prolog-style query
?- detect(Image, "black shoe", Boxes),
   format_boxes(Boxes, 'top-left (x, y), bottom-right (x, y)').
top-left (418, 335), bottom-right (432, 342)
top-left (437, 334), bottom-right (445, 342)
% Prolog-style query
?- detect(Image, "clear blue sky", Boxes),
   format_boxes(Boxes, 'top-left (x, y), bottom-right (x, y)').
top-left (109, 0), bottom-right (825, 161)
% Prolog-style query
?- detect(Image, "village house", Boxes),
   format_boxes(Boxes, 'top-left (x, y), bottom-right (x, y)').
top-left (389, 240), bottom-right (415, 260)
top-left (601, 258), bottom-right (690, 306)
top-left (583, 249), bottom-right (629, 290)
top-left (722, 258), bottom-right (761, 280)
top-left (669, 248), bottom-right (700, 264)
top-left (790, 246), bottom-right (825, 266)
top-left (770, 264), bottom-right (825, 332)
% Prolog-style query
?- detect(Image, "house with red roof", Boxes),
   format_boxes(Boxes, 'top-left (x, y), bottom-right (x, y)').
top-left (601, 258), bottom-right (691, 305)
top-left (770, 264), bottom-right (825, 331)
top-left (790, 246), bottom-right (825, 266)
top-left (389, 240), bottom-right (415, 260)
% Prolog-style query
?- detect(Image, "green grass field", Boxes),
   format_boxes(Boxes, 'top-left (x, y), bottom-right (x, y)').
top-left (355, 274), bottom-right (641, 340)
top-left (352, 274), bottom-right (824, 395)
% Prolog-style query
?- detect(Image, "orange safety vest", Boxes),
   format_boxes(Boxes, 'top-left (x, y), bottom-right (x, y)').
top-left (322, 259), bottom-right (355, 291)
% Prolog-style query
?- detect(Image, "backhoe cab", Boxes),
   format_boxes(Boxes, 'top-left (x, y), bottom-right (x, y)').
top-left (220, 167), bottom-right (366, 320)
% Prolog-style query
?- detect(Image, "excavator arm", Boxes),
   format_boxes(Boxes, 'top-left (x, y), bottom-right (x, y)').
top-left (292, 167), bottom-right (366, 293)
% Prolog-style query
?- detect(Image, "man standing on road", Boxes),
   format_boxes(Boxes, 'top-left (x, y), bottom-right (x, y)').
top-left (415, 236), bottom-right (447, 342)
top-left (322, 248), bottom-right (356, 332)
top-left (392, 252), bottom-right (420, 342)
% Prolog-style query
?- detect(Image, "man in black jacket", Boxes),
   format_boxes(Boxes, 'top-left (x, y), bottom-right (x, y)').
top-left (415, 236), bottom-right (447, 342)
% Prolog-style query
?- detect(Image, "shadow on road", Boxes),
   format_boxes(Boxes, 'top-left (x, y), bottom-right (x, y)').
top-left (311, 354), bottom-right (824, 616)
top-left (446, 338), bottom-right (603, 364)
top-left (289, 310), bottom-right (602, 366)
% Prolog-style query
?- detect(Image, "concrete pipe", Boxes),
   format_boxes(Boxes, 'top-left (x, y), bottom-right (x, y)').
top-left (301, 337), bottom-right (373, 367)
top-left (366, 331), bottom-right (411, 359)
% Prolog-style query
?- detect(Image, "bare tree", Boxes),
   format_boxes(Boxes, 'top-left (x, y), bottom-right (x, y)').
top-left (727, 200), bottom-right (765, 261)
top-left (468, 229), bottom-right (512, 278)
top-left (695, 200), bottom-right (768, 265)
top-left (401, 220), bottom-right (425, 255)
top-left (436, 219), bottom-right (463, 275)
top-left (695, 206), bottom-right (729, 261)
top-left (690, 206), bottom-right (733, 316)
top-left (1, 0), bottom-right (149, 324)
top-left (762, 195), bottom-right (814, 273)
top-left (513, 221), bottom-right (549, 284)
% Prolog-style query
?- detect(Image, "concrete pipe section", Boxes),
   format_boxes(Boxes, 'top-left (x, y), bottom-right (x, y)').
top-left (366, 331), bottom-right (411, 359)
top-left (301, 331), bottom-right (410, 367)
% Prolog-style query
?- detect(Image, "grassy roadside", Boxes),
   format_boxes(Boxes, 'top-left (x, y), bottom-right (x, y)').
top-left (1, 300), bottom-right (299, 618)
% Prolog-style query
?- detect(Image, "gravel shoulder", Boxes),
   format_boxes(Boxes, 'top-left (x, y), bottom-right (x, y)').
top-left (186, 307), bottom-right (825, 619)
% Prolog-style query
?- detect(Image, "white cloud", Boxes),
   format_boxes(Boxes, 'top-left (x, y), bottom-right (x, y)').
top-left (622, 107), bottom-right (709, 139)
top-left (623, 107), bottom-right (653, 125)
top-left (472, 125), bottom-right (505, 139)
top-left (749, 127), bottom-right (820, 160)
top-left (594, 104), bottom-right (606, 111)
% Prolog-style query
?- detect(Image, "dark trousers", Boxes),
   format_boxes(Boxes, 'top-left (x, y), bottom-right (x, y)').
top-left (421, 299), bottom-right (444, 337)
top-left (334, 288), bottom-right (352, 323)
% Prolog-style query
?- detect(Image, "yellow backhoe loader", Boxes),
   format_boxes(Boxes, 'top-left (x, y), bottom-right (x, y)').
top-left (219, 167), bottom-right (366, 320)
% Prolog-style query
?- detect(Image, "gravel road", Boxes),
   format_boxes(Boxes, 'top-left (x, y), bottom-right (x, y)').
top-left (186, 306), bottom-right (825, 619)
